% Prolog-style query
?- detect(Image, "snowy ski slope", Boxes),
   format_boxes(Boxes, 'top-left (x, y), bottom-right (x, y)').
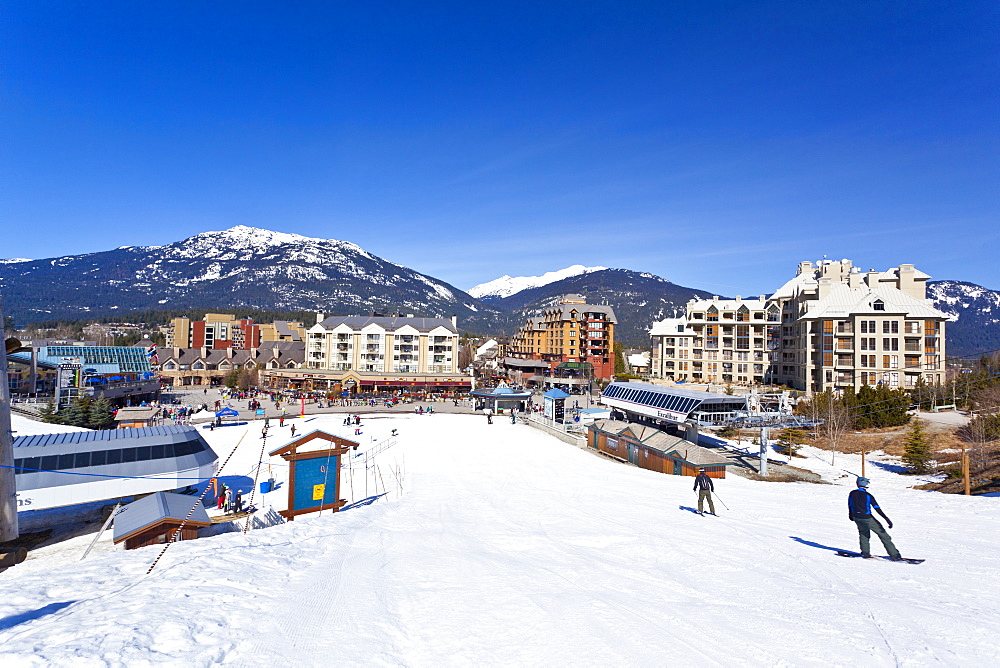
top-left (1, 413), bottom-right (998, 665)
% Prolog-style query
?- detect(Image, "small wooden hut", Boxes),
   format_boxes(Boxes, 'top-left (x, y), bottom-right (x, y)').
top-left (113, 491), bottom-right (211, 550)
top-left (268, 430), bottom-right (359, 520)
top-left (588, 419), bottom-right (733, 478)
top-left (114, 406), bottom-right (161, 429)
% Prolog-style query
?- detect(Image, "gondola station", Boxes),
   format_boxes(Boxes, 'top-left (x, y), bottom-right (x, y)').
top-left (268, 430), bottom-right (359, 520)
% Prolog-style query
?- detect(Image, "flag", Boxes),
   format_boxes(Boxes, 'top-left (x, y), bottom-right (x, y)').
top-left (146, 343), bottom-right (159, 366)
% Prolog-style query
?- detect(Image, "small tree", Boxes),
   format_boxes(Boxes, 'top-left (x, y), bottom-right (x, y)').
top-left (224, 369), bottom-right (241, 389)
top-left (901, 419), bottom-right (933, 474)
top-left (776, 427), bottom-right (807, 457)
top-left (38, 401), bottom-right (60, 424)
top-left (87, 397), bottom-right (117, 430)
top-left (59, 396), bottom-right (93, 428)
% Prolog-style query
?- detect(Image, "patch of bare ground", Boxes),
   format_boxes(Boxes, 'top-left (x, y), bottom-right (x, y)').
top-left (804, 422), bottom-right (1000, 495)
top-left (731, 461), bottom-right (828, 484)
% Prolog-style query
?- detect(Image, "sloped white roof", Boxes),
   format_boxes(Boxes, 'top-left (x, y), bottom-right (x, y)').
top-left (686, 297), bottom-right (769, 311)
top-left (628, 353), bottom-right (650, 367)
top-left (801, 284), bottom-right (947, 319)
top-left (770, 272), bottom-right (818, 301)
top-left (649, 317), bottom-right (687, 336)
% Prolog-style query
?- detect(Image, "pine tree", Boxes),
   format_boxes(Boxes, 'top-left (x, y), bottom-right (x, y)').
top-left (87, 397), bottom-right (117, 430)
top-left (60, 397), bottom-right (93, 428)
top-left (902, 419), bottom-right (933, 474)
top-left (38, 401), bottom-right (60, 424)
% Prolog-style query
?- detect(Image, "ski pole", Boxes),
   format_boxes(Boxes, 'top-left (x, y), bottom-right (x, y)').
top-left (713, 492), bottom-right (730, 511)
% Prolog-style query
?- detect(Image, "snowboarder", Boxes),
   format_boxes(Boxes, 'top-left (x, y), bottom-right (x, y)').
top-left (849, 477), bottom-right (902, 560)
top-left (693, 468), bottom-right (716, 515)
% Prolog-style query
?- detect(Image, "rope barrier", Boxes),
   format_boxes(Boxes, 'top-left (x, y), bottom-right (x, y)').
top-left (242, 431), bottom-right (270, 534)
top-left (146, 430), bottom-right (249, 576)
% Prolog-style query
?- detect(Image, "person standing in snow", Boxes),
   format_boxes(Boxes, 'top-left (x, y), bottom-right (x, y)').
top-left (235, 490), bottom-right (243, 513)
top-left (217, 484), bottom-right (226, 510)
top-left (848, 477), bottom-right (902, 560)
top-left (693, 468), bottom-right (716, 515)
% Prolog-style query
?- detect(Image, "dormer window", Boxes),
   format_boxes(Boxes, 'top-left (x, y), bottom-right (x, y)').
top-left (873, 300), bottom-right (885, 311)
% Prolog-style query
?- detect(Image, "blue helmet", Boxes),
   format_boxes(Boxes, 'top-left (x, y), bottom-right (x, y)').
top-left (856, 477), bottom-right (870, 488)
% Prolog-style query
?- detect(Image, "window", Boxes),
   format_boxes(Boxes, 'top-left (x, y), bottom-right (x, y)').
top-left (873, 300), bottom-right (885, 311)
top-left (882, 339), bottom-right (899, 351)
top-left (882, 321), bottom-right (899, 334)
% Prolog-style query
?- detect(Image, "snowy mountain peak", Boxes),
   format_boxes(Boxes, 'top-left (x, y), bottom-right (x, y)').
top-left (468, 265), bottom-right (608, 299)
top-left (0, 258), bottom-right (31, 264)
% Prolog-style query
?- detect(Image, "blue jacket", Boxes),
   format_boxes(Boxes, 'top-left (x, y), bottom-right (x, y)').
top-left (848, 488), bottom-right (890, 523)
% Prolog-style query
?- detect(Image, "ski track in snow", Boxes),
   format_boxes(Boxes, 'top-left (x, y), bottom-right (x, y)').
top-left (1, 413), bottom-right (999, 665)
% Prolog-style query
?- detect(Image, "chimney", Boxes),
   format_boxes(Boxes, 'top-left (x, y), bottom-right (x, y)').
top-left (316, 312), bottom-right (325, 326)
top-left (848, 267), bottom-right (863, 288)
top-left (817, 277), bottom-right (833, 300)
top-left (451, 314), bottom-right (457, 330)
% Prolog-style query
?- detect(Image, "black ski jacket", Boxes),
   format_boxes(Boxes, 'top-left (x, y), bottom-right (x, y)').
top-left (693, 473), bottom-right (714, 492)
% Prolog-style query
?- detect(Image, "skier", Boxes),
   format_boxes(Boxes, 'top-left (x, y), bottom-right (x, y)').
top-left (849, 477), bottom-right (902, 560)
top-left (693, 468), bottom-right (716, 515)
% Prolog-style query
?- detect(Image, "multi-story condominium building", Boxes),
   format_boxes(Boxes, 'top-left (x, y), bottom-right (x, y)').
top-left (166, 315), bottom-right (306, 350)
top-left (649, 297), bottom-right (773, 387)
top-left (650, 259), bottom-right (948, 394)
top-left (258, 314), bottom-right (472, 394)
top-left (508, 295), bottom-right (616, 381)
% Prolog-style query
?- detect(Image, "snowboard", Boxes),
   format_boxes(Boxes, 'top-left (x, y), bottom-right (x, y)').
top-left (836, 550), bottom-right (924, 564)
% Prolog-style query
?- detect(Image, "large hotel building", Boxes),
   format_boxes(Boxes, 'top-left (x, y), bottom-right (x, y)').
top-left (651, 260), bottom-right (948, 393)
top-left (507, 295), bottom-right (616, 381)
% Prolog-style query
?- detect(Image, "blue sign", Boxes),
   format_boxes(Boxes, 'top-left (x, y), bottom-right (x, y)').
top-left (291, 456), bottom-right (339, 512)
top-left (255, 408), bottom-right (266, 415)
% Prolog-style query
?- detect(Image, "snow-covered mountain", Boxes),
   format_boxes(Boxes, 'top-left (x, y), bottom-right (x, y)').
top-left (927, 279), bottom-right (1000, 357)
top-left (0, 226), bottom-right (485, 322)
top-left (0, 258), bottom-right (31, 264)
top-left (468, 265), bottom-right (607, 302)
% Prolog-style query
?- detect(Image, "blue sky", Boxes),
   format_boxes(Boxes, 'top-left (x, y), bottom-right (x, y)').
top-left (2, 2), bottom-right (997, 295)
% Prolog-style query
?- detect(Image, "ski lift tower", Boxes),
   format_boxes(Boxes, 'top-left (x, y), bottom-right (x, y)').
top-left (741, 390), bottom-right (819, 477)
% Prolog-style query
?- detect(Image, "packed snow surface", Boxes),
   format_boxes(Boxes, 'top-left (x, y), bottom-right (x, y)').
top-left (2, 413), bottom-right (999, 665)
top-left (469, 265), bottom-right (608, 299)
